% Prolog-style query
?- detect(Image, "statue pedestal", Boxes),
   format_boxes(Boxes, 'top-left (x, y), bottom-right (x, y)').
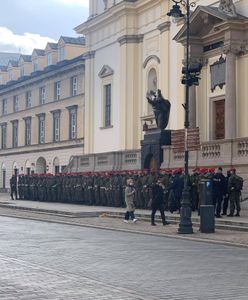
top-left (141, 129), bottom-right (171, 170)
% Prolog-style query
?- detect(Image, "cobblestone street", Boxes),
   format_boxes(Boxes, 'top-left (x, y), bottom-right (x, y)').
top-left (0, 216), bottom-right (248, 299)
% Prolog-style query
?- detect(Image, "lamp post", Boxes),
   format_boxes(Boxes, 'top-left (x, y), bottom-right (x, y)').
top-left (167, 0), bottom-right (196, 234)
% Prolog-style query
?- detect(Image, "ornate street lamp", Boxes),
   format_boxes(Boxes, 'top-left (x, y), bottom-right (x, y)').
top-left (167, 0), bottom-right (196, 234)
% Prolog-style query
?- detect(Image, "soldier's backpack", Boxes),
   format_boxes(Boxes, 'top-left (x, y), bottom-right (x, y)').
top-left (235, 176), bottom-right (243, 191)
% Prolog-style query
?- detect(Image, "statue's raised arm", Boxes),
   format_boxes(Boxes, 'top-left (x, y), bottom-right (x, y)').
top-left (147, 89), bottom-right (171, 130)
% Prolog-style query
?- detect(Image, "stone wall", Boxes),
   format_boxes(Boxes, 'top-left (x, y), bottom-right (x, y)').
top-left (66, 149), bottom-right (141, 173)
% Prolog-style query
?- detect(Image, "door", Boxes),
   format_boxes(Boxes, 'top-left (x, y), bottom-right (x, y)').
top-left (215, 100), bottom-right (225, 140)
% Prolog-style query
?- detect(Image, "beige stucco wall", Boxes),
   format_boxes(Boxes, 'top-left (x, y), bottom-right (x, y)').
top-left (0, 59), bottom-right (85, 188)
top-left (76, 0), bottom-right (248, 182)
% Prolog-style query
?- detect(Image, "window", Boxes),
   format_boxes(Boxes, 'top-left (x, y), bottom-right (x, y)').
top-left (39, 87), bottom-right (46, 105)
top-left (54, 81), bottom-right (61, 101)
top-left (13, 96), bottom-right (19, 112)
top-left (104, 84), bottom-right (111, 127)
top-left (8, 70), bottom-right (13, 81)
top-left (24, 117), bottom-right (31, 145)
top-left (12, 120), bottom-right (18, 148)
top-left (58, 47), bottom-right (65, 61)
top-left (0, 75), bottom-right (2, 84)
top-left (71, 76), bottom-right (78, 96)
top-left (33, 59), bottom-right (39, 72)
top-left (68, 106), bottom-right (77, 139)
top-left (2, 99), bottom-right (7, 115)
top-left (26, 91), bottom-right (32, 108)
top-left (20, 65), bottom-right (25, 77)
top-left (38, 114), bottom-right (45, 144)
top-left (1, 123), bottom-right (7, 149)
top-left (46, 53), bottom-right (52, 66)
top-left (52, 110), bottom-right (61, 142)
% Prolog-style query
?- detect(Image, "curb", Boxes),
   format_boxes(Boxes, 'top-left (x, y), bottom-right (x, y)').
top-left (1, 203), bottom-right (248, 232)
top-left (0, 211), bottom-right (247, 250)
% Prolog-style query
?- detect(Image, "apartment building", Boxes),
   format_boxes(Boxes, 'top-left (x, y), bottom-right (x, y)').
top-left (0, 36), bottom-right (86, 189)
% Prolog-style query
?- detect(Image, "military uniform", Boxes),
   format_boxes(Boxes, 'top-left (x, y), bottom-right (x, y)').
top-left (228, 169), bottom-right (243, 216)
top-left (190, 170), bottom-right (200, 211)
top-left (10, 176), bottom-right (18, 200)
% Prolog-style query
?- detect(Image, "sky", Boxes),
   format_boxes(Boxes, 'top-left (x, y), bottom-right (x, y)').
top-left (0, 0), bottom-right (89, 54)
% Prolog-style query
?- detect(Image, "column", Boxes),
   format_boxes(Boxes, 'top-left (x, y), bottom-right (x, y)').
top-left (225, 50), bottom-right (236, 139)
top-left (84, 52), bottom-right (95, 154)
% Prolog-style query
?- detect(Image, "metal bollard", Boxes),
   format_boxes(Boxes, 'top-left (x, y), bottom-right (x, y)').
top-left (200, 205), bottom-right (215, 233)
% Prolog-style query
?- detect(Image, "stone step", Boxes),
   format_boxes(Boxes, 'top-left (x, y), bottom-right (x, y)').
top-left (106, 212), bottom-right (248, 232)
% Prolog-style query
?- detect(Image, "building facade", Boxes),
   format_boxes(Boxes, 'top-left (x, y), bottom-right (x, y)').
top-left (75, 0), bottom-right (248, 152)
top-left (0, 36), bottom-right (86, 190)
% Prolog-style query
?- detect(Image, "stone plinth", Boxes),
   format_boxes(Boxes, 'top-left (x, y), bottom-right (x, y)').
top-left (141, 129), bottom-right (171, 169)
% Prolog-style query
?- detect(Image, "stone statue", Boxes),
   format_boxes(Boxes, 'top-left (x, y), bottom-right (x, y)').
top-left (218, 0), bottom-right (237, 17)
top-left (146, 89), bottom-right (171, 130)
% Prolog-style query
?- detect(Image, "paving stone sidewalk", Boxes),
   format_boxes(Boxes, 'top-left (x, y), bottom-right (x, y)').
top-left (0, 204), bottom-right (248, 248)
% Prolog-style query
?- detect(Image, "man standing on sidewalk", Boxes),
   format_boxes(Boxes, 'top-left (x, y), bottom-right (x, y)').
top-left (213, 167), bottom-right (226, 218)
top-left (151, 179), bottom-right (169, 226)
top-left (228, 168), bottom-right (243, 217)
top-left (10, 174), bottom-right (18, 200)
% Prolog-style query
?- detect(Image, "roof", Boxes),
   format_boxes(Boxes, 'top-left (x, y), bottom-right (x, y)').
top-left (20, 55), bottom-right (32, 62)
top-left (174, 5), bottom-right (248, 42)
top-left (0, 54), bottom-right (85, 92)
top-left (33, 49), bottom-right (45, 56)
top-left (47, 42), bottom-right (58, 50)
top-left (0, 65), bottom-right (7, 72)
top-left (8, 60), bottom-right (19, 67)
top-left (60, 36), bottom-right (85, 46)
top-left (0, 52), bottom-right (20, 66)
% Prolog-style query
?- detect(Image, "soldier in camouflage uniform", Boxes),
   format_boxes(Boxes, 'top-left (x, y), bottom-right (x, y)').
top-left (190, 168), bottom-right (200, 211)
top-left (228, 168), bottom-right (243, 217)
top-left (141, 170), bottom-right (149, 209)
top-left (33, 176), bottom-right (39, 201)
top-left (18, 175), bottom-right (24, 200)
top-left (159, 169), bottom-right (170, 211)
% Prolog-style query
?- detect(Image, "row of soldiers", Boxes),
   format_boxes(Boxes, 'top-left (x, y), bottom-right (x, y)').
top-left (10, 167), bottom-right (243, 215)
top-left (12, 169), bottom-right (183, 211)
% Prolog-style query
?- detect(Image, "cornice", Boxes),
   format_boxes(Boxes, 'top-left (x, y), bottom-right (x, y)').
top-left (50, 109), bottom-right (61, 115)
top-left (0, 58), bottom-right (85, 96)
top-left (118, 34), bottom-right (144, 45)
top-left (157, 21), bottom-right (171, 33)
top-left (75, 0), bottom-right (161, 35)
top-left (0, 139), bottom-right (84, 157)
top-left (143, 55), bottom-right (160, 68)
top-left (84, 51), bottom-right (95, 60)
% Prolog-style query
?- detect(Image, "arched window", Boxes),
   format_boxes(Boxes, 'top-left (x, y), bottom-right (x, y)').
top-left (147, 68), bottom-right (157, 115)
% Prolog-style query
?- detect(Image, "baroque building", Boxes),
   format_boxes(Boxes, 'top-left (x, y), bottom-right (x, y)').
top-left (0, 36), bottom-right (86, 189)
top-left (73, 0), bottom-right (248, 205)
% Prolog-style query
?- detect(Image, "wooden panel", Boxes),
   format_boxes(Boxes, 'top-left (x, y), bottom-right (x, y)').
top-left (215, 100), bottom-right (225, 140)
top-left (171, 128), bottom-right (201, 153)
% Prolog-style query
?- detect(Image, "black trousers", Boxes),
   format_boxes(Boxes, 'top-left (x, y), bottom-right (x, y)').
top-left (151, 204), bottom-right (166, 224)
top-left (11, 189), bottom-right (17, 200)
top-left (213, 194), bottom-right (223, 217)
top-left (222, 195), bottom-right (229, 214)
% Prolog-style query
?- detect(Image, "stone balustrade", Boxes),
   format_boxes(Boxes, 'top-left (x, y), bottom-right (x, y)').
top-left (162, 137), bottom-right (248, 209)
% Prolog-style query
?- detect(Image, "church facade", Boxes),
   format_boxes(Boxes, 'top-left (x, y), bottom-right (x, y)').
top-left (74, 0), bottom-right (248, 179)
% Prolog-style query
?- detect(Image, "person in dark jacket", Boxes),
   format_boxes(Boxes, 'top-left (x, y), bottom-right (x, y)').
top-left (213, 167), bottom-right (226, 218)
top-left (222, 170), bottom-right (231, 215)
top-left (10, 175), bottom-right (18, 200)
top-left (151, 179), bottom-right (170, 226)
